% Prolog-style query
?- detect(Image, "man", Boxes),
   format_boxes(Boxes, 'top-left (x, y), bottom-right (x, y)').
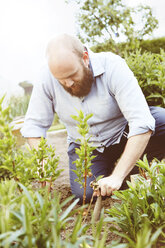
top-left (21, 34), bottom-right (165, 202)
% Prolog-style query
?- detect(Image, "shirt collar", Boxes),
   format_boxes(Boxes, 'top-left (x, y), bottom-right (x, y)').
top-left (85, 46), bottom-right (105, 77)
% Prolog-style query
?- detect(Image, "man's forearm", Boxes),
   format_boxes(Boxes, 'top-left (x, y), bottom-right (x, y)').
top-left (97, 130), bottom-right (152, 196)
top-left (27, 137), bottom-right (41, 149)
top-left (112, 130), bottom-right (152, 179)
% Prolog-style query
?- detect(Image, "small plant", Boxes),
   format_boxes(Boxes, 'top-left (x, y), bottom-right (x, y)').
top-left (30, 137), bottom-right (63, 191)
top-left (106, 156), bottom-right (165, 247)
top-left (0, 95), bottom-right (16, 179)
top-left (71, 110), bottom-right (96, 205)
top-left (0, 96), bottom-right (63, 191)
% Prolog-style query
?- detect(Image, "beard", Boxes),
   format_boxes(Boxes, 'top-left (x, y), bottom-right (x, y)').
top-left (62, 64), bottom-right (94, 98)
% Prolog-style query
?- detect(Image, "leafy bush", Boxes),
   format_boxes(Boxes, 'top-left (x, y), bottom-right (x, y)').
top-left (125, 49), bottom-right (165, 107)
top-left (92, 44), bottom-right (165, 108)
top-left (135, 37), bottom-right (165, 54)
top-left (106, 156), bottom-right (165, 247)
top-left (7, 94), bottom-right (30, 118)
top-left (91, 37), bottom-right (165, 55)
top-left (0, 96), bottom-right (63, 189)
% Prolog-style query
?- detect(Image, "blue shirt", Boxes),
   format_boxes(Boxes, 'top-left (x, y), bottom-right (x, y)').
top-left (21, 50), bottom-right (155, 151)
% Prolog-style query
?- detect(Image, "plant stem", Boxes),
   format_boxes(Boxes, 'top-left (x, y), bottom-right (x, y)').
top-left (83, 141), bottom-right (87, 205)
top-left (83, 192), bottom-right (95, 223)
top-left (41, 159), bottom-right (46, 187)
top-left (48, 177), bottom-right (52, 193)
top-left (12, 160), bottom-right (19, 182)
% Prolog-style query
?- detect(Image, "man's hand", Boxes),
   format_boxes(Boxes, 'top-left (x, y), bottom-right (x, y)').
top-left (93, 131), bottom-right (152, 197)
top-left (93, 175), bottom-right (124, 197)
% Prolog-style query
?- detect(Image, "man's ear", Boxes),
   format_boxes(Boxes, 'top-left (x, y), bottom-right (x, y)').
top-left (82, 51), bottom-right (89, 67)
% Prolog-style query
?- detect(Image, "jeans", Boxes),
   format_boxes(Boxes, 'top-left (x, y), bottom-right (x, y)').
top-left (68, 106), bottom-right (165, 203)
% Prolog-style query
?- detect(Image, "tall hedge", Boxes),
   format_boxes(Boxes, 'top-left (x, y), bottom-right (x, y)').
top-left (125, 49), bottom-right (165, 107)
top-left (140, 37), bottom-right (165, 54)
top-left (91, 37), bottom-right (165, 54)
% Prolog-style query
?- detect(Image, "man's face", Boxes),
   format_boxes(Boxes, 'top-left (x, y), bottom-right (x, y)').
top-left (49, 51), bottom-right (94, 98)
top-left (61, 61), bottom-right (94, 98)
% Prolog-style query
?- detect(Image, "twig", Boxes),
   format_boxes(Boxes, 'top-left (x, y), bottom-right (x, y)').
top-left (83, 191), bottom-right (95, 223)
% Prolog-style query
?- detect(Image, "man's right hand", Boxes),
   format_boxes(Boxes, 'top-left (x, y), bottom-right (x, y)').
top-left (93, 174), bottom-right (124, 197)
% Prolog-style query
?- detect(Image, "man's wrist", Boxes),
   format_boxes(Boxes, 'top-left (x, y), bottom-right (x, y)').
top-left (111, 163), bottom-right (128, 181)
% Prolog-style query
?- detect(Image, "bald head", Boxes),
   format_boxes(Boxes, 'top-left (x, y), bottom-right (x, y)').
top-left (46, 33), bottom-right (84, 58)
top-left (45, 34), bottom-right (90, 82)
top-left (45, 34), bottom-right (92, 98)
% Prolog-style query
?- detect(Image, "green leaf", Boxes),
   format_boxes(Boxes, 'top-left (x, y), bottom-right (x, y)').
top-left (60, 198), bottom-right (79, 221)
top-left (18, 183), bottom-right (36, 212)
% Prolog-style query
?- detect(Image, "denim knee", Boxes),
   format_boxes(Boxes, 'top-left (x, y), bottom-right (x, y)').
top-left (150, 106), bottom-right (165, 136)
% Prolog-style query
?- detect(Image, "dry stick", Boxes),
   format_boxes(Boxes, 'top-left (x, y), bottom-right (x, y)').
top-left (48, 177), bottom-right (52, 194)
top-left (83, 191), bottom-right (95, 223)
top-left (83, 191), bottom-right (102, 223)
top-left (139, 167), bottom-right (147, 180)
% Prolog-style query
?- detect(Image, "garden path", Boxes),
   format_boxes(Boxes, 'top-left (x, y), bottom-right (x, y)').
top-left (47, 130), bottom-right (70, 187)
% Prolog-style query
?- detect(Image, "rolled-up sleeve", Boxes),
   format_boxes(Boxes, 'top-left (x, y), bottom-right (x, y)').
top-left (21, 67), bottom-right (55, 138)
top-left (109, 57), bottom-right (155, 138)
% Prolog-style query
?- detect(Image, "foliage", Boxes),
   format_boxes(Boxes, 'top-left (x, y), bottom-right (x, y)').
top-left (0, 179), bottom-right (130, 247)
top-left (91, 36), bottom-right (165, 55)
top-left (127, 36), bottom-right (165, 55)
top-left (0, 180), bottom-right (92, 247)
top-left (0, 96), bottom-right (62, 189)
top-left (71, 110), bottom-right (96, 204)
top-left (7, 94), bottom-right (30, 119)
top-left (66, 0), bottom-right (158, 52)
top-left (0, 97), bottom-right (113, 247)
top-left (0, 95), bottom-right (16, 179)
top-left (106, 156), bottom-right (165, 247)
top-left (1, 97), bottom-right (165, 246)
top-left (125, 49), bottom-right (165, 107)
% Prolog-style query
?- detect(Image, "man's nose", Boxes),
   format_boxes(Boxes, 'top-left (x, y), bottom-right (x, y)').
top-left (65, 79), bottom-right (74, 87)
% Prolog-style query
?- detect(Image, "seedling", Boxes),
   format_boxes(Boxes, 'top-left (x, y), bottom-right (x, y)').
top-left (71, 110), bottom-right (96, 205)
top-left (30, 137), bottom-right (63, 192)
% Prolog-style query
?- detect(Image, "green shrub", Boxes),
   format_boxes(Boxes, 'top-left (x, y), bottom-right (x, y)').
top-left (7, 94), bottom-right (30, 118)
top-left (125, 49), bottom-right (165, 107)
top-left (0, 96), bottom-right (63, 189)
top-left (91, 37), bottom-right (165, 55)
top-left (138, 37), bottom-right (165, 54)
top-left (106, 156), bottom-right (165, 247)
